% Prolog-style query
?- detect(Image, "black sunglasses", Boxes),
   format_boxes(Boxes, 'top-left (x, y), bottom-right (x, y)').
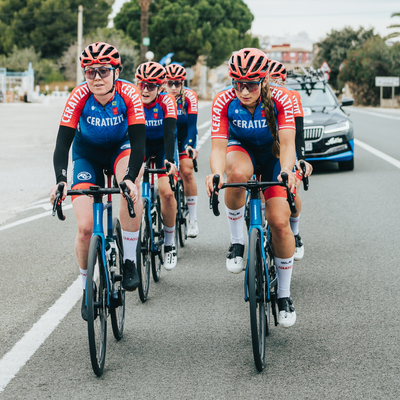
top-left (138, 82), bottom-right (159, 92)
top-left (84, 67), bottom-right (115, 80)
top-left (166, 80), bottom-right (182, 88)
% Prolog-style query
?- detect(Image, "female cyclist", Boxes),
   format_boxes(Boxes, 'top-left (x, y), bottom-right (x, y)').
top-left (164, 64), bottom-right (199, 238)
top-left (205, 48), bottom-right (297, 327)
top-left (50, 42), bottom-right (146, 320)
top-left (268, 60), bottom-right (313, 260)
top-left (135, 62), bottom-right (178, 270)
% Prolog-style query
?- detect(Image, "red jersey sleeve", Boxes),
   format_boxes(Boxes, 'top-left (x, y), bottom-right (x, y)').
top-left (211, 87), bottom-right (236, 140)
top-left (116, 81), bottom-right (146, 125)
top-left (60, 83), bottom-right (91, 129)
top-left (291, 90), bottom-right (304, 118)
top-left (159, 93), bottom-right (177, 119)
top-left (184, 88), bottom-right (198, 115)
top-left (269, 85), bottom-right (296, 130)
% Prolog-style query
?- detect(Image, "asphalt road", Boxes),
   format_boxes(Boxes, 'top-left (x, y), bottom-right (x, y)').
top-left (0, 102), bottom-right (400, 399)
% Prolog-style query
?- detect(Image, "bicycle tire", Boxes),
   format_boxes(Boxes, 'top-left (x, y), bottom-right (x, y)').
top-left (265, 226), bottom-right (279, 327)
top-left (177, 181), bottom-right (188, 247)
top-left (137, 199), bottom-right (151, 302)
top-left (248, 228), bottom-right (266, 372)
top-left (110, 218), bottom-right (125, 340)
top-left (151, 195), bottom-right (163, 282)
top-left (87, 235), bottom-right (107, 376)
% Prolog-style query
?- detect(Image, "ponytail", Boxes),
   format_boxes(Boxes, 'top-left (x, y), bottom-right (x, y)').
top-left (261, 81), bottom-right (279, 158)
top-left (180, 85), bottom-right (186, 115)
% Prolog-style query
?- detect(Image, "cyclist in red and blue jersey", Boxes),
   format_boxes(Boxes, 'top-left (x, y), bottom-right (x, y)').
top-left (50, 42), bottom-right (146, 320)
top-left (164, 64), bottom-right (199, 238)
top-left (205, 48), bottom-right (297, 327)
top-left (135, 62), bottom-right (179, 270)
top-left (268, 60), bottom-right (313, 261)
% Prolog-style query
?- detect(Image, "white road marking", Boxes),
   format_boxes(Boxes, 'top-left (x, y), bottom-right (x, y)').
top-left (197, 127), bottom-right (211, 150)
top-left (350, 108), bottom-right (400, 121)
top-left (0, 277), bottom-right (82, 392)
top-left (197, 120), bottom-right (211, 130)
top-left (355, 139), bottom-right (400, 169)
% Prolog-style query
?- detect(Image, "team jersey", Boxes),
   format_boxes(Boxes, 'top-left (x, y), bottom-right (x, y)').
top-left (60, 79), bottom-right (145, 149)
top-left (287, 87), bottom-right (303, 118)
top-left (143, 93), bottom-right (177, 141)
top-left (211, 86), bottom-right (295, 146)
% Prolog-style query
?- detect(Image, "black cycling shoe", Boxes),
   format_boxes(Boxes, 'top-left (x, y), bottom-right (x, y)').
top-left (122, 259), bottom-right (140, 291)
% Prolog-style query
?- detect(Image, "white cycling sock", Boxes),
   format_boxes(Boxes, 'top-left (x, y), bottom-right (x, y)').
top-left (276, 255), bottom-right (294, 299)
top-left (290, 214), bottom-right (300, 236)
top-left (187, 196), bottom-right (197, 221)
top-left (164, 225), bottom-right (175, 247)
top-left (226, 205), bottom-right (245, 245)
top-left (80, 267), bottom-right (87, 290)
top-left (122, 229), bottom-right (139, 262)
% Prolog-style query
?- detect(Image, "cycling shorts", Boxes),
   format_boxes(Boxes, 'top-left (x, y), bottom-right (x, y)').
top-left (71, 139), bottom-right (130, 195)
top-left (227, 139), bottom-right (296, 200)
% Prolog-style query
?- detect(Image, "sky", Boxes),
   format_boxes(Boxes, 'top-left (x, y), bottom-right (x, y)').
top-left (110, 0), bottom-right (400, 42)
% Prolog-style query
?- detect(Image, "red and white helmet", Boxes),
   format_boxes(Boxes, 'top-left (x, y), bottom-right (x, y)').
top-left (268, 60), bottom-right (287, 82)
top-left (228, 48), bottom-right (269, 80)
top-left (80, 42), bottom-right (121, 68)
top-left (166, 64), bottom-right (186, 81)
top-left (135, 62), bottom-right (166, 85)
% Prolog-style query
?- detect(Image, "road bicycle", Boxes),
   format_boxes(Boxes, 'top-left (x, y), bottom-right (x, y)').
top-left (137, 159), bottom-right (175, 301)
top-left (210, 173), bottom-right (296, 372)
top-left (53, 174), bottom-right (135, 376)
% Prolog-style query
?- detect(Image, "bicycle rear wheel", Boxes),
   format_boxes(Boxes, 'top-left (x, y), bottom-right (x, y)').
top-left (151, 195), bottom-right (163, 282)
top-left (87, 235), bottom-right (107, 376)
top-left (248, 228), bottom-right (266, 372)
top-left (137, 199), bottom-right (151, 302)
top-left (110, 218), bottom-right (125, 340)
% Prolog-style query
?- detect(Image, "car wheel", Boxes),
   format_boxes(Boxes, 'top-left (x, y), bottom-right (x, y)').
top-left (338, 157), bottom-right (354, 171)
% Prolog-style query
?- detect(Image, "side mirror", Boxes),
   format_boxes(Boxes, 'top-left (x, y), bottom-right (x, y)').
top-left (341, 97), bottom-right (354, 107)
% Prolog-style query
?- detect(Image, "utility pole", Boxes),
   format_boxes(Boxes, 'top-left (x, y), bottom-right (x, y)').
top-left (140, 0), bottom-right (151, 63)
top-left (76, 5), bottom-right (83, 85)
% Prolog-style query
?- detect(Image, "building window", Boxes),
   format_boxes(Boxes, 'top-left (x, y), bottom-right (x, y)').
top-left (290, 52), bottom-right (296, 57)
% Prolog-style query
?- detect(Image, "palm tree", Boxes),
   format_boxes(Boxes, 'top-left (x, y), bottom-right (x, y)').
top-left (387, 12), bottom-right (400, 39)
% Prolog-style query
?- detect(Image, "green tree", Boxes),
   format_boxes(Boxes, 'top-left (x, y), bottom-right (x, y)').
top-left (0, 0), bottom-right (113, 59)
top-left (114, 0), bottom-right (258, 68)
top-left (338, 36), bottom-right (400, 106)
top-left (313, 27), bottom-right (376, 89)
top-left (387, 12), bottom-right (400, 40)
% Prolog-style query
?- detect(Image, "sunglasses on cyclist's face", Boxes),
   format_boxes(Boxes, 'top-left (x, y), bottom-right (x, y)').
top-left (84, 67), bottom-right (115, 80)
top-left (166, 80), bottom-right (182, 88)
top-left (137, 82), bottom-right (159, 92)
top-left (232, 79), bottom-right (263, 93)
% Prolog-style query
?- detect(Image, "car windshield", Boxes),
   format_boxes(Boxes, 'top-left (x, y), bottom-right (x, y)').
top-left (289, 82), bottom-right (338, 108)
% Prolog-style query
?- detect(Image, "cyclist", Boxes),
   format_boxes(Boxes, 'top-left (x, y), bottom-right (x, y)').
top-left (50, 42), bottom-right (146, 320)
top-left (135, 62), bottom-right (178, 270)
top-left (205, 48), bottom-right (297, 327)
top-left (164, 64), bottom-right (199, 238)
top-left (268, 60), bottom-right (313, 260)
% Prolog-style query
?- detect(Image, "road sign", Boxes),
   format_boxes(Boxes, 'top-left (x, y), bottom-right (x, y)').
top-left (320, 61), bottom-right (331, 73)
top-left (375, 77), bottom-right (399, 87)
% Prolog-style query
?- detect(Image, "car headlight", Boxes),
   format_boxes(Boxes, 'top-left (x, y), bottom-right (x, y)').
top-left (324, 120), bottom-right (350, 134)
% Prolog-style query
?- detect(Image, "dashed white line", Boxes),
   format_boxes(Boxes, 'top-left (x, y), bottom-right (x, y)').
top-left (350, 108), bottom-right (400, 121)
top-left (355, 139), bottom-right (400, 169)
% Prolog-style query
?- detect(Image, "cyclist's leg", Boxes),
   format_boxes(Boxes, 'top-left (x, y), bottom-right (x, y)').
top-left (113, 146), bottom-right (143, 291)
top-left (263, 158), bottom-right (296, 327)
top-left (71, 157), bottom-right (102, 319)
top-left (224, 142), bottom-right (254, 273)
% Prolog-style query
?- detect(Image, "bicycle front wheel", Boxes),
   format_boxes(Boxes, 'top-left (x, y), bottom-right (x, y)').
top-left (177, 181), bottom-right (188, 247)
top-left (248, 228), bottom-right (266, 372)
top-left (151, 194), bottom-right (163, 282)
top-left (137, 199), bottom-right (151, 302)
top-left (110, 218), bottom-right (125, 340)
top-left (87, 235), bottom-right (107, 376)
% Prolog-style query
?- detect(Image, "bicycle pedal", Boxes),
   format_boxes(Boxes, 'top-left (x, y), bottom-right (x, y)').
top-left (110, 290), bottom-right (123, 308)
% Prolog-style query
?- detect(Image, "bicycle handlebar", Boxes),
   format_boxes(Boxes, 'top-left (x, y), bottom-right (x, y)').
top-left (143, 160), bottom-right (175, 192)
top-left (299, 160), bottom-right (309, 191)
top-left (52, 181), bottom-right (136, 221)
top-left (209, 173), bottom-right (297, 217)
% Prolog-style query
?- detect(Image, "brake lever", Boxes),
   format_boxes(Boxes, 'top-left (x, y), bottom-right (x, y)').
top-left (300, 160), bottom-right (309, 191)
top-left (52, 182), bottom-right (66, 221)
top-left (210, 174), bottom-right (220, 216)
top-left (119, 181), bottom-right (136, 218)
top-left (281, 172), bottom-right (297, 214)
top-left (166, 162), bottom-right (175, 192)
